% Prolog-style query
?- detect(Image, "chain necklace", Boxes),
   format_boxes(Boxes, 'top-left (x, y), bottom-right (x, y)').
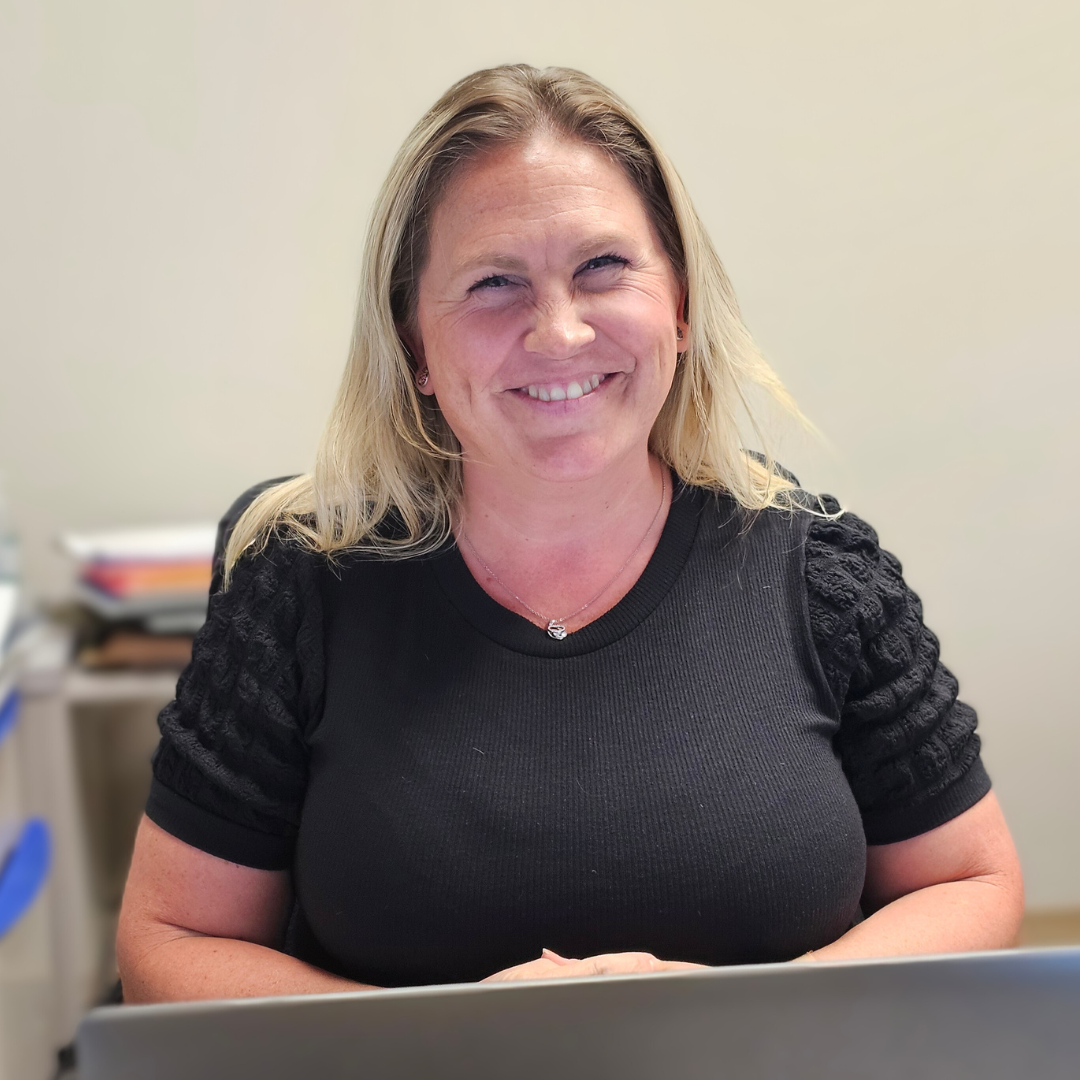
top-left (458, 469), bottom-right (667, 640)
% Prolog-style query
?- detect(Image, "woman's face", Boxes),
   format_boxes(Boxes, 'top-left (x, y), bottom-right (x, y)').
top-left (410, 134), bottom-right (688, 485)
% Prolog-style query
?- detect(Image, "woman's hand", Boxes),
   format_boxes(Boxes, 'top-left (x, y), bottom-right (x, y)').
top-left (481, 948), bottom-right (706, 983)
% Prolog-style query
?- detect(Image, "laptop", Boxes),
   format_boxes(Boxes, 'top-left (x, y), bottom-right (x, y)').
top-left (77, 947), bottom-right (1080, 1080)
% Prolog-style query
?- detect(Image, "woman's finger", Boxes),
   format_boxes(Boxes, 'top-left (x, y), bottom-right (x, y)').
top-left (541, 947), bottom-right (576, 964)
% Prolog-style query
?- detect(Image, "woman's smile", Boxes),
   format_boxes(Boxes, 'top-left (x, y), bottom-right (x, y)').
top-left (520, 371), bottom-right (606, 401)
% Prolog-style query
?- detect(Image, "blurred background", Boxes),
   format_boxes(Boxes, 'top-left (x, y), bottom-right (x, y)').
top-left (0, 0), bottom-right (1077, 1074)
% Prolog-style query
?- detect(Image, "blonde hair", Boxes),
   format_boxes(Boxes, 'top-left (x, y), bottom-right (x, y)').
top-left (225, 64), bottom-right (808, 579)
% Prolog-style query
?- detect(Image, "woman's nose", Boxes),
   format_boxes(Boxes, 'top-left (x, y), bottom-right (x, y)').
top-left (523, 300), bottom-right (595, 359)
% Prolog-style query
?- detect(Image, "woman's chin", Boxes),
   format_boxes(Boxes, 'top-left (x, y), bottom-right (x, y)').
top-left (500, 437), bottom-right (642, 487)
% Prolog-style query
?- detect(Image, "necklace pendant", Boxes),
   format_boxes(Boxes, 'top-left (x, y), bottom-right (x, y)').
top-left (546, 619), bottom-right (568, 640)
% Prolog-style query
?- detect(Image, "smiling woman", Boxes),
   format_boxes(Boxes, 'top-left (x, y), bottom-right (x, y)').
top-left (116, 65), bottom-right (1022, 1002)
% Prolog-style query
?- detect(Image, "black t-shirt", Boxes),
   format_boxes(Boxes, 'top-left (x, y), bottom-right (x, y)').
top-left (147, 481), bottom-right (989, 986)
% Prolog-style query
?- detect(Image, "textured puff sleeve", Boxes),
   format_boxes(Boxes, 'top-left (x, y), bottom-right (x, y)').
top-left (805, 497), bottom-right (990, 845)
top-left (146, 536), bottom-right (324, 870)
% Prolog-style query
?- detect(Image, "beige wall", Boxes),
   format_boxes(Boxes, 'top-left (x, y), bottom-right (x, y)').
top-left (1, 0), bottom-right (1077, 906)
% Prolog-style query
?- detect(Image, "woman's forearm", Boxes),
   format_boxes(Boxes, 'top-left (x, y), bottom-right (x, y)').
top-left (121, 874), bottom-right (1020, 1000)
top-left (119, 929), bottom-right (373, 1003)
top-left (804, 872), bottom-right (1023, 963)
top-left (118, 818), bottom-right (374, 1004)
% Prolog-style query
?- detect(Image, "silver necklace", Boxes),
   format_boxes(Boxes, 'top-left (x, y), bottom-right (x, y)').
top-left (458, 469), bottom-right (667, 640)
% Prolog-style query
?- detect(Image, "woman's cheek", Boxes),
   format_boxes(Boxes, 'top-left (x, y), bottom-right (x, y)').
top-left (455, 304), bottom-right (527, 354)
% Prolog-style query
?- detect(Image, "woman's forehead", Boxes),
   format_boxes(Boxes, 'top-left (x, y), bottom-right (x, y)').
top-left (427, 135), bottom-right (657, 265)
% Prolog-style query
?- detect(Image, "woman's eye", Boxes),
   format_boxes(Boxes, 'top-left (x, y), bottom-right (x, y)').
top-left (579, 254), bottom-right (629, 275)
top-left (469, 274), bottom-right (514, 292)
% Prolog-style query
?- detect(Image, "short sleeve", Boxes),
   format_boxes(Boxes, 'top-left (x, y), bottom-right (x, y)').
top-left (804, 498), bottom-right (990, 845)
top-left (147, 535), bottom-right (324, 870)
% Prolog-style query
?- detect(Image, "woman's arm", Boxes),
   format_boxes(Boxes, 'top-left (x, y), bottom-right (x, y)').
top-left (799, 791), bottom-right (1023, 962)
top-left (117, 817), bottom-right (372, 1002)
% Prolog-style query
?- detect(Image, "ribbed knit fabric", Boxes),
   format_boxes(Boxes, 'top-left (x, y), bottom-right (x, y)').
top-left (149, 481), bottom-right (989, 986)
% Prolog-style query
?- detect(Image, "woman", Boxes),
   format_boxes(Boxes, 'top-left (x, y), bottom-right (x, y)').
top-left (118, 65), bottom-right (1023, 1001)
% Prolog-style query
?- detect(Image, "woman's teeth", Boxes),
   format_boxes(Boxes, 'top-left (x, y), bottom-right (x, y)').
top-left (525, 373), bottom-right (605, 401)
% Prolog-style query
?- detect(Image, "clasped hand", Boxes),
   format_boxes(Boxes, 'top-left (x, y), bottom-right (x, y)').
top-left (481, 948), bottom-right (705, 983)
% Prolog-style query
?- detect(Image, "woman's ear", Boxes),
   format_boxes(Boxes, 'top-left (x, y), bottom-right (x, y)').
top-left (675, 286), bottom-right (690, 353)
top-left (397, 327), bottom-right (435, 395)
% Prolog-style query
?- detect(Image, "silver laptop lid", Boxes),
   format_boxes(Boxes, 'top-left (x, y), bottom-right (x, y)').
top-left (77, 947), bottom-right (1080, 1080)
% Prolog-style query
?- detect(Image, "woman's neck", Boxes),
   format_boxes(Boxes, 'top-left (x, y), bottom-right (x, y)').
top-left (454, 452), bottom-right (671, 631)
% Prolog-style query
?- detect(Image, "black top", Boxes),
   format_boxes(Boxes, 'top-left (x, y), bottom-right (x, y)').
top-left (147, 480), bottom-right (989, 986)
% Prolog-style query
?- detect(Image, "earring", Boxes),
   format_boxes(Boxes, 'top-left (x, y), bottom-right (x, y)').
top-left (416, 367), bottom-right (429, 388)
top-left (676, 327), bottom-right (684, 341)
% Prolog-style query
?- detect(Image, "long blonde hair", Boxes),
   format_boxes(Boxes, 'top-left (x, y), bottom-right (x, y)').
top-left (225, 64), bottom-right (808, 579)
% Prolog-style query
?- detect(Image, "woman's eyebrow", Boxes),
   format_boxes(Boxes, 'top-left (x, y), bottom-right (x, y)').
top-left (453, 252), bottom-right (529, 277)
top-left (571, 233), bottom-right (634, 260)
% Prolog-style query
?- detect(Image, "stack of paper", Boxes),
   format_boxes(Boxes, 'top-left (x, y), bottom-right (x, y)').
top-left (60, 524), bottom-right (216, 633)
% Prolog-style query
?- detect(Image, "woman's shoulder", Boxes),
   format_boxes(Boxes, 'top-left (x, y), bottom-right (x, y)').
top-left (801, 496), bottom-right (908, 660)
top-left (210, 476), bottom-right (302, 591)
top-left (212, 478), bottom-right (446, 593)
top-left (700, 454), bottom-right (888, 580)
top-left (202, 525), bottom-right (324, 670)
